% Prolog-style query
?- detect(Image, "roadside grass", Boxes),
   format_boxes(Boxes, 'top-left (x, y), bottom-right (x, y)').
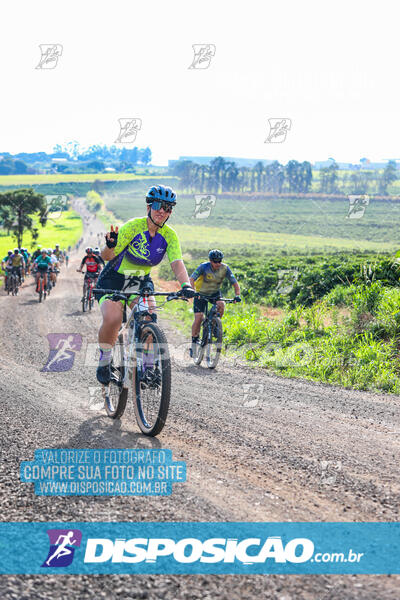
top-left (161, 282), bottom-right (400, 394)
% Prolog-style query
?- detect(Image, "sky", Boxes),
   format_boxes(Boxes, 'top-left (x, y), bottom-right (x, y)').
top-left (1, 0), bottom-right (399, 166)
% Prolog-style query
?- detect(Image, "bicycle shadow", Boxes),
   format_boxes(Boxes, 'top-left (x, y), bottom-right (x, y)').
top-left (20, 299), bottom-right (40, 305)
top-left (66, 416), bottom-right (163, 449)
top-left (65, 311), bottom-right (86, 317)
top-left (179, 364), bottom-right (219, 376)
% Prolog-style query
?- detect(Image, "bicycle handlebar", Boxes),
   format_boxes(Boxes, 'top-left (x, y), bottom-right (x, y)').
top-left (194, 295), bottom-right (237, 303)
top-left (94, 288), bottom-right (186, 301)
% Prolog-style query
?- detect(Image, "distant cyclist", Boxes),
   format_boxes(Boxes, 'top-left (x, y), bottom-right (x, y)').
top-left (31, 245), bottom-right (43, 261)
top-left (47, 249), bottom-right (59, 285)
top-left (1, 251), bottom-right (13, 291)
top-left (94, 184), bottom-right (195, 384)
top-left (20, 248), bottom-right (30, 277)
top-left (77, 247), bottom-right (103, 296)
top-left (189, 249), bottom-right (241, 356)
top-left (33, 248), bottom-right (52, 291)
top-left (93, 247), bottom-right (105, 266)
top-left (54, 244), bottom-right (62, 260)
top-left (9, 249), bottom-right (25, 285)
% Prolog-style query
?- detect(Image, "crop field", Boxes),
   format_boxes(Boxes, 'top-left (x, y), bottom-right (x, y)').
top-left (0, 173), bottom-right (176, 186)
top-left (104, 192), bottom-right (400, 248)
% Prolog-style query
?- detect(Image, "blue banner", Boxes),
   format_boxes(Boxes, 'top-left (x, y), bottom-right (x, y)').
top-left (0, 522), bottom-right (398, 574)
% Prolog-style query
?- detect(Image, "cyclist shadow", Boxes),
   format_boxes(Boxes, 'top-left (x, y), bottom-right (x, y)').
top-left (66, 416), bottom-right (162, 449)
top-left (20, 299), bottom-right (41, 305)
top-left (180, 364), bottom-right (219, 376)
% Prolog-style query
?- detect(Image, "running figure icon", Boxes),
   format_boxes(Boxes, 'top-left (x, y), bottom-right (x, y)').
top-left (41, 333), bottom-right (82, 373)
top-left (46, 531), bottom-right (77, 566)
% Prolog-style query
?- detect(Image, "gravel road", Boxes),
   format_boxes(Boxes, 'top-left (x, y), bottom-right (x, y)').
top-left (0, 202), bottom-right (399, 599)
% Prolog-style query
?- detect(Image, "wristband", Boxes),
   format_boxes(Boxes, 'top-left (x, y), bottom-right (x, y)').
top-left (181, 282), bottom-right (190, 288)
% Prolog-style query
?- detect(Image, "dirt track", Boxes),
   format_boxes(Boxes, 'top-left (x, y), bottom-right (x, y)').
top-left (0, 203), bottom-right (399, 599)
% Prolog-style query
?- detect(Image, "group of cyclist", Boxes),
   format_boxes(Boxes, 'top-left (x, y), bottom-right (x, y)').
top-left (94, 184), bottom-right (241, 385)
top-left (1, 244), bottom-right (69, 295)
top-left (2, 183), bottom-right (240, 382)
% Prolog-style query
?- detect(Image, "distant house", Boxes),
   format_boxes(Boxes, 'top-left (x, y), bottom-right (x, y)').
top-left (104, 167), bottom-right (116, 173)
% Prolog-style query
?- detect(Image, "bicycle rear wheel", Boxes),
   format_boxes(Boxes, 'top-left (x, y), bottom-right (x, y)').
top-left (134, 322), bottom-right (171, 436)
top-left (206, 316), bottom-right (223, 369)
top-left (103, 334), bottom-right (128, 418)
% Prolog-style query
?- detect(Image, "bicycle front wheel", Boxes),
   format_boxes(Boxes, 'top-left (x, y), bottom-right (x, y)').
top-left (82, 286), bottom-right (88, 312)
top-left (193, 322), bottom-right (207, 365)
top-left (103, 333), bottom-right (128, 419)
top-left (134, 322), bottom-right (171, 436)
top-left (206, 316), bottom-right (223, 369)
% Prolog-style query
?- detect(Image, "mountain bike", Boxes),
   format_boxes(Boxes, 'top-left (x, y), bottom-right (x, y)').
top-left (94, 287), bottom-right (186, 436)
top-left (8, 268), bottom-right (20, 296)
top-left (36, 270), bottom-right (48, 302)
top-left (80, 273), bottom-right (97, 312)
top-left (192, 296), bottom-right (236, 369)
top-left (46, 272), bottom-right (53, 296)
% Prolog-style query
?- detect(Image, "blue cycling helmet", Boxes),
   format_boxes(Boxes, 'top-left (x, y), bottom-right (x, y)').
top-left (146, 185), bottom-right (177, 205)
top-left (209, 249), bottom-right (224, 262)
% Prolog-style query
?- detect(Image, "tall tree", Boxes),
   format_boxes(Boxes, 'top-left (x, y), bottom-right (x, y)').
top-left (0, 189), bottom-right (47, 248)
top-left (379, 160), bottom-right (397, 195)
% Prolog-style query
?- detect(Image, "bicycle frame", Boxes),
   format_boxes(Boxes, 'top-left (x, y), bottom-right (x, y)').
top-left (95, 288), bottom-right (183, 390)
top-left (199, 297), bottom-right (235, 346)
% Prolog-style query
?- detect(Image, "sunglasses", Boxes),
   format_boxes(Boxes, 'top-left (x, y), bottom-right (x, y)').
top-left (151, 200), bottom-right (175, 213)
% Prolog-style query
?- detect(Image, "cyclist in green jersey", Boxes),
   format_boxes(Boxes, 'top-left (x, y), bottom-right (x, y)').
top-left (1, 251), bottom-right (13, 290)
top-left (95, 184), bottom-right (196, 384)
top-left (33, 249), bottom-right (52, 290)
top-left (32, 245), bottom-right (43, 261)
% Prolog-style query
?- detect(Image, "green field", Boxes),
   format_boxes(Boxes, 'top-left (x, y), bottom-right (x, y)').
top-left (103, 192), bottom-right (400, 250)
top-left (0, 174), bottom-right (176, 186)
top-left (171, 224), bottom-right (397, 254)
top-left (0, 209), bottom-right (83, 258)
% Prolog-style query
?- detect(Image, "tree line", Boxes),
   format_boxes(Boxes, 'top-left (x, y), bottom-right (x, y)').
top-left (170, 157), bottom-right (398, 195)
top-left (0, 143), bottom-right (152, 175)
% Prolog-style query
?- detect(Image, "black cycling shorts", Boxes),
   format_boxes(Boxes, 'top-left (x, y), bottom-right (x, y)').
top-left (94, 258), bottom-right (153, 306)
top-left (193, 291), bottom-right (222, 314)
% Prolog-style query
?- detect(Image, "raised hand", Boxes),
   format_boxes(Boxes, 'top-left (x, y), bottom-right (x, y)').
top-left (105, 224), bottom-right (119, 248)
